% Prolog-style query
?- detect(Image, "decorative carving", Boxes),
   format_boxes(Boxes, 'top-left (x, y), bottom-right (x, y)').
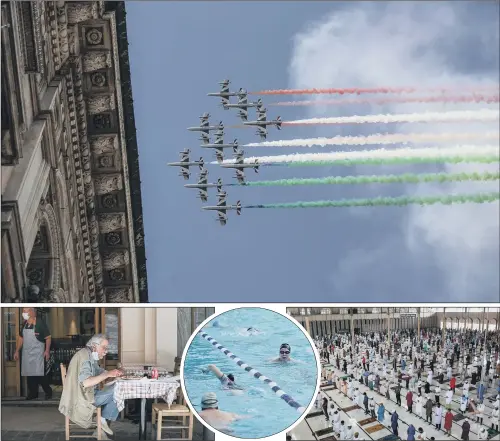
top-left (86, 27), bottom-right (103, 45)
top-left (86, 95), bottom-right (116, 115)
top-left (56, 2), bottom-right (69, 63)
top-left (109, 268), bottom-right (125, 281)
top-left (66, 2), bottom-right (98, 24)
top-left (98, 213), bottom-right (126, 233)
top-left (93, 113), bottom-right (112, 130)
top-left (39, 203), bottom-right (63, 292)
top-left (106, 287), bottom-right (132, 302)
top-left (102, 250), bottom-right (130, 270)
top-left (101, 193), bottom-right (119, 209)
top-left (46, 3), bottom-right (61, 71)
top-left (105, 232), bottom-right (122, 246)
top-left (94, 174), bottom-right (123, 195)
top-left (34, 230), bottom-right (43, 248)
top-left (82, 51), bottom-right (112, 72)
top-left (27, 268), bottom-right (44, 285)
top-left (90, 72), bottom-right (107, 87)
top-left (90, 135), bottom-right (117, 154)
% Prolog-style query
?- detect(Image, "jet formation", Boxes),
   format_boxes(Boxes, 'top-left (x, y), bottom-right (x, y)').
top-left (168, 80), bottom-right (283, 225)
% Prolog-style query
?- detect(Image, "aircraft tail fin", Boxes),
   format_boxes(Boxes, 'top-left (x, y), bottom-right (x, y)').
top-left (236, 201), bottom-right (241, 215)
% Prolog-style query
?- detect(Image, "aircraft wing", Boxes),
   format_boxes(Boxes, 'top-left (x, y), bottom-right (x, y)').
top-left (238, 109), bottom-right (248, 121)
top-left (221, 96), bottom-right (230, 106)
top-left (180, 168), bottom-right (190, 180)
top-left (198, 189), bottom-right (208, 202)
top-left (236, 171), bottom-right (246, 184)
top-left (218, 211), bottom-right (227, 226)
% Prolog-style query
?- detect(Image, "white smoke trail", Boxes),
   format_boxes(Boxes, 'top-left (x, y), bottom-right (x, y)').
top-left (219, 145), bottom-right (499, 165)
top-left (285, 109), bottom-right (499, 125)
top-left (243, 132), bottom-right (500, 148)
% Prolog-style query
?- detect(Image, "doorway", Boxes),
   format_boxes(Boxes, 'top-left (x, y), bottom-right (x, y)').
top-left (1, 307), bottom-right (121, 400)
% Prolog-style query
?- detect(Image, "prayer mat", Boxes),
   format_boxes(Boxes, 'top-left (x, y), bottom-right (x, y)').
top-left (321, 383), bottom-right (330, 388)
top-left (320, 436), bottom-right (338, 441)
top-left (322, 386), bottom-right (336, 392)
top-left (315, 427), bottom-right (334, 437)
top-left (342, 405), bottom-right (361, 412)
top-left (487, 427), bottom-right (500, 439)
top-left (358, 416), bottom-right (377, 426)
top-left (453, 413), bottom-right (466, 422)
top-left (365, 423), bottom-right (386, 434)
top-left (456, 383), bottom-right (464, 388)
top-left (306, 411), bottom-right (325, 419)
top-left (378, 435), bottom-right (401, 441)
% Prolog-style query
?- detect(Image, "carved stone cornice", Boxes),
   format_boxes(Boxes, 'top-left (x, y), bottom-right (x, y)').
top-left (46, 2), bottom-right (61, 72)
top-left (55, 2), bottom-right (69, 66)
top-left (104, 5), bottom-right (142, 302)
top-left (63, 59), bottom-right (97, 301)
top-left (69, 54), bottom-right (105, 302)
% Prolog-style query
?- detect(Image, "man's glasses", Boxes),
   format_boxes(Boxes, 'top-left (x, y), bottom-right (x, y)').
top-left (280, 350), bottom-right (290, 355)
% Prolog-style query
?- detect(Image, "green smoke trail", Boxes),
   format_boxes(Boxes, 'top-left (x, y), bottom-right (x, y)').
top-left (242, 172), bottom-right (500, 187)
top-left (285, 155), bottom-right (499, 167)
top-left (245, 192), bottom-right (500, 209)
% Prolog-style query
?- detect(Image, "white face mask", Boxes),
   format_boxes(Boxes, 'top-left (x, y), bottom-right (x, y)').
top-left (91, 350), bottom-right (100, 361)
top-left (22, 313), bottom-right (30, 320)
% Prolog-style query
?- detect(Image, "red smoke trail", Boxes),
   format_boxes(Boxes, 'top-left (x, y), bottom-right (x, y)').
top-left (249, 86), bottom-right (500, 96)
top-left (269, 94), bottom-right (500, 107)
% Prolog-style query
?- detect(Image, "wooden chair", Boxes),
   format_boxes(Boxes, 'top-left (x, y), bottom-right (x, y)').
top-left (152, 402), bottom-right (194, 441)
top-left (60, 363), bottom-right (103, 440)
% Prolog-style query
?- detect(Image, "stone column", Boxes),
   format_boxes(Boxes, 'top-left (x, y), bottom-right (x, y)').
top-left (442, 307), bottom-right (446, 344)
top-left (417, 308), bottom-right (421, 344)
top-left (351, 311), bottom-right (355, 349)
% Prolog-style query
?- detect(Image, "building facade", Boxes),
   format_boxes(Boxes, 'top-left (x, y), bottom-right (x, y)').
top-left (1, 2), bottom-right (147, 303)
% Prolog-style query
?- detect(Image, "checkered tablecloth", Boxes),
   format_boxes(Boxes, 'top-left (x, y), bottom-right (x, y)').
top-left (113, 378), bottom-right (180, 412)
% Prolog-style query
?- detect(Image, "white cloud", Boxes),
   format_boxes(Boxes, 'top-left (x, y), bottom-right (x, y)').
top-left (287, 2), bottom-right (499, 300)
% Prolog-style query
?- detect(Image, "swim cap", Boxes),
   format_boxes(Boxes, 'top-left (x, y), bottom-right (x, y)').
top-left (201, 392), bottom-right (218, 409)
top-left (280, 343), bottom-right (291, 351)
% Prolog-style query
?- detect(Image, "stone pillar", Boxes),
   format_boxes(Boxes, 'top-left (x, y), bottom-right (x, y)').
top-left (387, 309), bottom-right (391, 344)
top-left (305, 316), bottom-right (311, 336)
top-left (442, 307), bottom-right (446, 344)
top-left (351, 311), bottom-right (355, 349)
top-left (417, 308), bottom-right (421, 344)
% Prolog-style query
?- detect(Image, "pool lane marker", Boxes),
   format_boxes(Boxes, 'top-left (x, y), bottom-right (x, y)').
top-left (198, 331), bottom-right (307, 413)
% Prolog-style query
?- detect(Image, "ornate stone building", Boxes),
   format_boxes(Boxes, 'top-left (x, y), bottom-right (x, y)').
top-left (1, 2), bottom-right (148, 303)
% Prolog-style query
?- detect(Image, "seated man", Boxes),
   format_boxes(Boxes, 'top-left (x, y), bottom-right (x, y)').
top-left (59, 334), bottom-right (123, 439)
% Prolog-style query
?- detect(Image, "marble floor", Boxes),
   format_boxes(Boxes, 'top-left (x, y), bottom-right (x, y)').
top-left (289, 358), bottom-right (500, 441)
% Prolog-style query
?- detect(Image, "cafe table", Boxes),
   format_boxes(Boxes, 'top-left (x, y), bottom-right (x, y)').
top-left (114, 375), bottom-right (180, 440)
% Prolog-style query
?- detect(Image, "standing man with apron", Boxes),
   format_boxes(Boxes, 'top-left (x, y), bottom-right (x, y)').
top-left (14, 307), bottom-right (52, 400)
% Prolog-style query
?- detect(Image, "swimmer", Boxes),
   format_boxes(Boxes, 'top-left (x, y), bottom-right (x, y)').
top-left (246, 327), bottom-right (261, 335)
top-left (206, 364), bottom-right (244, 390)
top-left (198, 392), bottom-right (250, 432)
top-left (212, 320), bottom-right (221, 328)
top-left (270, 343), bottom-right (295, 363)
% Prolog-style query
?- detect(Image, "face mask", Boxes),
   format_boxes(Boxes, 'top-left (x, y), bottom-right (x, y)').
top-left (22, 313), bottom-right (30, 320)
top-left (91, 351), bottom-right (100, 361)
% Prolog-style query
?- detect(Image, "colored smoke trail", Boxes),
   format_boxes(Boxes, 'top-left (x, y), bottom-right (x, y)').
top-left (244, 192), bottom-right (500, 210)
top-left (269, 94), bottom-right (500, 107)
top-left (283, 109), bottom-right (499, 126)
top-left (238, 172), bottom-right (500, 187)
top-left (222, 146), bottom-right (500, 165)
top-left (249, 86), bottom-right (500, 96)
top-left (243, 132), bottom-right (500, 148)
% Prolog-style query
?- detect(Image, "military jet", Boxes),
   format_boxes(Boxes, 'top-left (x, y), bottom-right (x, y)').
top-left (184, 171), bottom-right (224, 202)
top-left (207, 80), bottom-right (244, 106)
top-left (167, 149), bottom-right (204, 180)
top-left (201, 136), bottom-right (239, 163)
top-left (202, 195), bottom-right (242, 226)
top-left (219, 150), bottom-right (259, 183)
top-left (187, 113), bottom-right (223, 135)
top-left (243, 109), bottom-right (281, 139)
top-left (224, 97), bottom-right (263, 121)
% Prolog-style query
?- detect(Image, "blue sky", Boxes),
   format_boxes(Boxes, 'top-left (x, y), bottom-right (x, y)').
top-left (126, 2), bottom-right (499, 303)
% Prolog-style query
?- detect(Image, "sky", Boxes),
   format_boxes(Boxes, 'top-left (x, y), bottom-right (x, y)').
top-left (126, 1), bottom-right (499, 303)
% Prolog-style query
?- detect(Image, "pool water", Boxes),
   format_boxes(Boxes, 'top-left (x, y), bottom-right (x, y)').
top-left (183, 308), bottom-right (318, 438)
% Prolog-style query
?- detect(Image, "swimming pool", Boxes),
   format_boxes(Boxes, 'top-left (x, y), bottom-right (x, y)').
top-left (183, 307), bottom-right (318, 438)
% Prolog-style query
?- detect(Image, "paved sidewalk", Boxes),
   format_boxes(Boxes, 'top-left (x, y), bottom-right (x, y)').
top-left (1, 405), bottom-right (206, 440)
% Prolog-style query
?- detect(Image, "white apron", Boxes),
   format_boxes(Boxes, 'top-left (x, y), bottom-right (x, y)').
top-left (21, 325), bottom-right (45, 377)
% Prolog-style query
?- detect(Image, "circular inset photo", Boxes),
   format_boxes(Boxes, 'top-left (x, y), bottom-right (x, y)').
top-left (181, 307), bottom-right (319, 439)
